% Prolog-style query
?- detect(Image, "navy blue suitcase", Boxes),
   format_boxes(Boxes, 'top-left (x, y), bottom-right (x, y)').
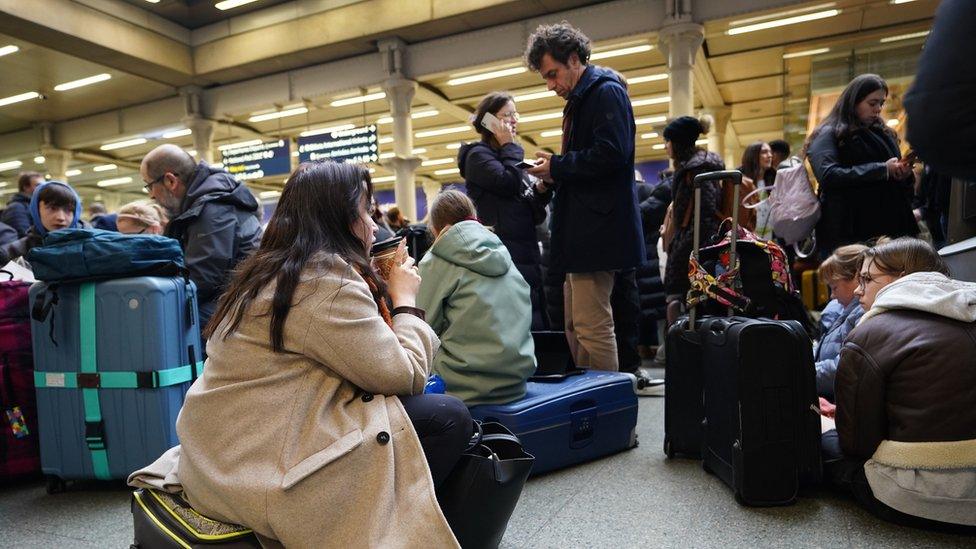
top-left (29, 277), bottom-right (202, 491)
top-left (469, 370), bottom-right (638, 476)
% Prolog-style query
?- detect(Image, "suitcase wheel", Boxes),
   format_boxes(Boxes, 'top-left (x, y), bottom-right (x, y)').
top-left (45, 475), bottom-right (67, 495)
top-left (664, 437), bottom-right (675, 459)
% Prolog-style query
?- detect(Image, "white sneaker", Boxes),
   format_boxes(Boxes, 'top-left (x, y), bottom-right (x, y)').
top-left (636, 375), bottom-right (665, 397)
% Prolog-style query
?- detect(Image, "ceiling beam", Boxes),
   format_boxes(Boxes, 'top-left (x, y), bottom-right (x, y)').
top-left (0, 0), bottom-right (195, 87)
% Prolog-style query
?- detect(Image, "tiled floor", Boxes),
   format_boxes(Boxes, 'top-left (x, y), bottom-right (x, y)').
top-left (1, 380), bottom-right (973, 548)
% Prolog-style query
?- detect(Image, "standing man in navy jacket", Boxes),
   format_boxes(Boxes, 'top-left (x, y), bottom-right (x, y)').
top-left (525, 22), bottom-right (644, 371)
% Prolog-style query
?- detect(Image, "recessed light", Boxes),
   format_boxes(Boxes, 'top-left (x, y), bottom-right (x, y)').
top-left (54, 73), bottom-right (111, 92)
top-left (100, 137), bottom-right (147, 151)
top-left (447, 67), bottom-right (526, 86)
top-left (214, 0), bottom-right (259, 10)
top-left (330, 92), bottom-right (386, 107)
top-left (96, 176), bottom-right (133, 187)
top-left (65, 169), bottom-right (82, 177)
top-left (0, 91), bottom-right (42, 108)
top-left (162, 128), bottom-right (192, 139)
top-left (34, 156), bottom-right (45, 164)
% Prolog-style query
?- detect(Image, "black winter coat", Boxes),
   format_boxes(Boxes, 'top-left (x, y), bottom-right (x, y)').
top-left (549, 65), bottom-right (644, 274)
top-left (664, 150), bottom-right (725, 297)
top-left (807, 125), bottom-right (918, 254)
top-left (636, 181), bottom-right (670, 343)
top-left (0, 193), bottom-right (31, 238)
top-left (904, 0), bottom-right (976, 180)
top-left (166, 162), bottom-right (262, 327)
top-left (458, 141), bottom-right (550, 281)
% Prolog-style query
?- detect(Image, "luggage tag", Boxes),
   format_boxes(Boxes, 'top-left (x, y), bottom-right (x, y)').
top-left (5, 406), bottom-right (29, 438)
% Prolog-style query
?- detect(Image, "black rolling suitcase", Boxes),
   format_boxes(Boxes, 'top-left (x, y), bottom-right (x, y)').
top-left (683, 170), bottom-right (822, 506)
top-left (699, 316), bottom-right (822, 506)
top-left (663, 169), bottom-right (741, 459)
top-left (663, 316), bottom-right (704, 458)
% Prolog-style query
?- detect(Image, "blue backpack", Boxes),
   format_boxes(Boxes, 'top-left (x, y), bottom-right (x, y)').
top-left (27, 228), bottom-right (184, 282)
top-left (27, 229), bottom-right (190, 346)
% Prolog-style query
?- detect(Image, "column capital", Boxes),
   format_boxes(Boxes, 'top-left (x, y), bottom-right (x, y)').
top-left (382, 77), bottom-right (417, 113)
top-left (701, 106), bottom-right (732, 132)
top-left (657, 22), bottom-right (704, 68)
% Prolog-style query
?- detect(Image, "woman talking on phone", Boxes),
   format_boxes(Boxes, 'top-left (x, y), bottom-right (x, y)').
top-left (458, 92), bottom-right (552, 329)
top-left (806, 74), bottom-right (919, 256)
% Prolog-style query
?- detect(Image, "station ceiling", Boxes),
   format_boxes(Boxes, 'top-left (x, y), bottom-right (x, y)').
top-left (0, 0), bottom-right (939, 200)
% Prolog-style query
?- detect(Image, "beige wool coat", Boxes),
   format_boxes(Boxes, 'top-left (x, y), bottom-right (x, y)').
top-left (173, 255), bottom-right (460, 548)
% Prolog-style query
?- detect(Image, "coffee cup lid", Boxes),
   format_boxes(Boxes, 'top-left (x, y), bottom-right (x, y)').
top-left (370, 236), bottom-right (403, 255)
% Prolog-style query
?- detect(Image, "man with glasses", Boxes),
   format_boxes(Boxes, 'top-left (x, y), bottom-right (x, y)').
top-left (140, 144), bottom-right (261, 327)
top-left (523, 23), bottom-right (644, 373)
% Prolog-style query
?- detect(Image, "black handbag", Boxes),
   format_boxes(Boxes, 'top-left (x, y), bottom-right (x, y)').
top-left (437, 422), bottom-right (535, 549)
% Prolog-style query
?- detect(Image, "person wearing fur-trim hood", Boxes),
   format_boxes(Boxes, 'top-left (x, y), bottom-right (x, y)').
top-left (823, 237), bottom-right (976, 532)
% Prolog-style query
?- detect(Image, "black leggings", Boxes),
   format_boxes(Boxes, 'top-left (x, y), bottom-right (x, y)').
top-left (399, 393), bottom-right (473, 488)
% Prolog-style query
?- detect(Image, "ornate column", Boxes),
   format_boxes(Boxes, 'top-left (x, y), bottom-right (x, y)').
top-left (380, 38), bottom-right (421, 220)
top-left (657, 22), bottom-right (704, 119)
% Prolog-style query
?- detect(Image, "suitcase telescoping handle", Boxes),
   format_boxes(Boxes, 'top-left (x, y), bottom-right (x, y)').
top-left (690, 170), bottom-right (743, 325)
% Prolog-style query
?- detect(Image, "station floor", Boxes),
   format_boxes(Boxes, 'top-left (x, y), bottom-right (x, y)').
top-left (0, 367), bottom-right (972, 548)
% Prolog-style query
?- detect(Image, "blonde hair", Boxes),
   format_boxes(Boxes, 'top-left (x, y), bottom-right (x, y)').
top-left (117, 201), bottom-right (167, 230)
top-left (860, 237), bottom-right (949, 277)
top-left (818, 244), bottom-right (868, 282)
top-left (430, 190), bottom-right (477, 234)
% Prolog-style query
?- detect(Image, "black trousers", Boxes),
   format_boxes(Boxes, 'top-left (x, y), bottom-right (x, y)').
top-left (399, 393), bottom-right (473, 488)
top-left (611, 269), bottom-right (641, 373)
top-left (821, 430), bottom-right (976, 535)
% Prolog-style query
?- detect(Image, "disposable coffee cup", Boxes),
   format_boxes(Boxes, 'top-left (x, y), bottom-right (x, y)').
top-left (371, 236), bottom-right (405, 280)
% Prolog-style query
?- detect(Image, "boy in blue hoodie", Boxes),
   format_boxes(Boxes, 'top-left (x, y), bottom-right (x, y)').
top-left (1, 180), bottom-right (83, 267)
top-left (417, 190), bottom-right (536, 406)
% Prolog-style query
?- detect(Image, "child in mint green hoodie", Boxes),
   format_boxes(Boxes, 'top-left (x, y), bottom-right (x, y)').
top-left (417, 190), bottom-right (536, 406)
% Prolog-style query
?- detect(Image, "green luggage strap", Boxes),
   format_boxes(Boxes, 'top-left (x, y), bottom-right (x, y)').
top-left (33, 283), bottom-right (204, 481)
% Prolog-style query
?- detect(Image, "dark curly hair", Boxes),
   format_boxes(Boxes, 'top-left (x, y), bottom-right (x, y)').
top-left (524, 21), bottom-right (591, 71)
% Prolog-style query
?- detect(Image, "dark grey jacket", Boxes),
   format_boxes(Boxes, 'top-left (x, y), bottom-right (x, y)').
top-left (166, 162), bottom-right (261, 327)
top-left (1, 193), bottom-right (31, 237)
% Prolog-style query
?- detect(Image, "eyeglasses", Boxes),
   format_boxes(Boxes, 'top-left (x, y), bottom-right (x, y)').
top-left (497, 111), bottom-right (519, 121)
top-left (857, 269), bottom-right (901, 290)
top-left (143, 173), bottom-right (167, 192)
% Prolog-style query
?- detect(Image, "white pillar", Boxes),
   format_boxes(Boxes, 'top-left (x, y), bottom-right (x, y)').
top-left (658, 23), bottom-right (704, 119)
top-left (41, 146), bottom-right (71, 182)
top-left (382, 76), bottom-right (421, 221)
top-left (184, 116), bottom-right (216, 164)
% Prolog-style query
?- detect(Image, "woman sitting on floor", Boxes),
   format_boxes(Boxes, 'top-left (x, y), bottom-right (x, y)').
top-left (824, 237), bottom-right (976, 532)
top-left (417, 189), bottom-right (536, 406)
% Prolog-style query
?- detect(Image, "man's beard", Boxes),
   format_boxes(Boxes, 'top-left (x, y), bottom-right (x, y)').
top-left (157, 190), bottom-right (182, 216)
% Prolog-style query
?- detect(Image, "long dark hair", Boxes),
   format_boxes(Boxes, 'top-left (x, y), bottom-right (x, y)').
top-left (808, 73), bottom-right (894, 145)
top-left (206, 161), bottom-right (381, 352)
top-left (472, 92), bottom-right (515, 144)
top-left (740, 141), bottom-right (775, 187)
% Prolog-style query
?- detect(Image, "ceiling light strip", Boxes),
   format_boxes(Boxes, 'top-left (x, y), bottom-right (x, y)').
top-left (447, 67), bottom-right (526, 86)
top-left (0, 91), bottom-right (41, 107)
top-left (330, 92), bottom-right (386, 107)
top-left (590, 44), bottom-right (653, 60)
top-left (54, 73), bottom-right (111, 91)
top-left (0, 45), bottom-right (20, 57)
top-left (100, 137), bottom-right (147, 151)
top-left (727, 9), bottom-right (840, 35)
top-left (249, 106), bottom-right (308, 123)
top-left (879, 30), bottom-right (930, 43)
top-left (783, 48), bottom-right (831, 59)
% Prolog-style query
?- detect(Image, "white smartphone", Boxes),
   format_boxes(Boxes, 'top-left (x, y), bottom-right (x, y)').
top-left (515, 160), bottom-right (538, 170)
top-left (481, 111), bottom-right (502, 133)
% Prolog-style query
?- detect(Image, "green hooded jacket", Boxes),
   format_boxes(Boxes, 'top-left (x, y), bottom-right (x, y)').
top-left (417, 220), bottom-right (536, 405)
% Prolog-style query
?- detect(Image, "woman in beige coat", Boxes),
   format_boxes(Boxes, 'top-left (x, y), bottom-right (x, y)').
top-left (174, 161), bottom-right (472, 547)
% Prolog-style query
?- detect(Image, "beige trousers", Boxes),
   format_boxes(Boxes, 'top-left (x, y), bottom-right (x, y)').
top-left (563, 271), bottom-right (618, 371)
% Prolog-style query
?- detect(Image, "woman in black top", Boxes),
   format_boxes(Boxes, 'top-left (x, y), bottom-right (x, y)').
top-left (806, 74), bottom-right (918, 257)
top-left (457, 92), bottom-right (552, 329)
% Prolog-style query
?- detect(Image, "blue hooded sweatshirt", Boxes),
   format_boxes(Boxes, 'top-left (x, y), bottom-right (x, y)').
top-left (30, 180), bottom-right (83, 236)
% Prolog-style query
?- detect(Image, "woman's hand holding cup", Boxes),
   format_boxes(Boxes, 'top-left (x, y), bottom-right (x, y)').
top-left (386, 255), bottom-right (421, 308)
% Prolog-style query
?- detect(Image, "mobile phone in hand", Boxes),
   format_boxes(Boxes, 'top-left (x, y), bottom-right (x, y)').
top-left (515, 160), bottom-right (538, 170)
top-left (901, 149), bottom-right (918, 166)
top-left (481, 111), bottom-right (502, 133)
